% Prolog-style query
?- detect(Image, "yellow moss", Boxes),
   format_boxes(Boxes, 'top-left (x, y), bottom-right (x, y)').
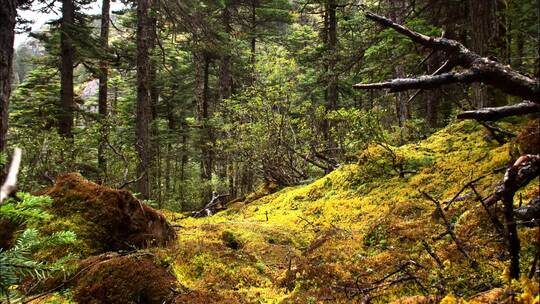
top-left (161, 120), bottom-right (537, 303)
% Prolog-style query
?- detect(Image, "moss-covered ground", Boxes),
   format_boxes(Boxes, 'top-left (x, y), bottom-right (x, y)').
top-left (30, 120), bottom-right (539, 303)
top-left (165, 120), bottom-right (538, 303)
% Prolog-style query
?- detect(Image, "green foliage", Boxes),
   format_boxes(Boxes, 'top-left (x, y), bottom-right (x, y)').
top-left (0, 195), bottom-right (76, 301)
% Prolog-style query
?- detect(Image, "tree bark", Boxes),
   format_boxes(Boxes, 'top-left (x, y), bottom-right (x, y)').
top-left (219, 4), bottom-right (232, 103)
top-left (324, 0), bottom-right (338, 169)
top-left (250, 0), bottom-right (258, 78)
top-left (195, 50), bottom-right (213, 204)
top-left (0, 0), bottom-right (17, 155)
top-left (59, 0), bottom-right (75, 138)
top-left (136, 0), bottom-right (153, 199)
top-left (98, 0), bottom-right (110, 178)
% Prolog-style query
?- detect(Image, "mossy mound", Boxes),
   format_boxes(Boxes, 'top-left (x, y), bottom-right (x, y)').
top-left (72, 252), bottom-right (176, 304)
top-left (42, 173), bottom-right (176, 256)
top-left (167, 120), bottom-right (539, 303)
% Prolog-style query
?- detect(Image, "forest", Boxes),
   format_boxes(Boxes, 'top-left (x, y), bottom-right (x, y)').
top-left (0, 0), bottom-right (539, 303)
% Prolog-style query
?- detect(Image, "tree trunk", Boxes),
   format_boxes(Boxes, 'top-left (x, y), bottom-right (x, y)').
top-left (250, 0), bottom-right (258, 76)
top-left (468, 0), bottom-right (505, 108)
top-left (98, 0), bottom-right (110, 179)
top-left (389, 0), bottom-right (409, 134)
top-left (0, 0), bottom-right (16, 156)
top-left (325, 0), bottom-right (338, 170)
top-left (59, 0), bottom-right (75, 138)
top-left (219, 4), bottom-right (232, 103)
top-left (195, 50), bottom-right (213, 204)
top-left (136, 0), bottom-right (153, 199)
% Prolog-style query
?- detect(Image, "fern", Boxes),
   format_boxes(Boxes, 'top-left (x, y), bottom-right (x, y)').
top-left (0, 195), bottom-right (76, 301)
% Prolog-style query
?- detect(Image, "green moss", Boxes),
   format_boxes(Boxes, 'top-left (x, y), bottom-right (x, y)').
top-left (164, 120), bottom-right (536, 303)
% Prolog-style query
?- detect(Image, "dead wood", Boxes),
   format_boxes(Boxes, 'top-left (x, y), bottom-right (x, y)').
top-left (422, 191), bottom-right (479, 270)
top-left (192, 191), bottom-right (230, 217)
top-left (0, 148), bottom-right (21, 204)
top-left (514, 196), bottom-right (540, 227)
top-left (354, 12), bottom-right (539, 103)
top-left (457, 101), bottom-right (540, 121)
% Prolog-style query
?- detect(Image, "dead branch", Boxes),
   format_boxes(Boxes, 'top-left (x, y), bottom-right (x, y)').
top-left (421, 240), bottom-right (444, 269)
top-left (457, 101), bottom-right (540, 121)
top-left (351, 260), bottom-right (427, 298)
top-left (192, 192), bottom-right (230, 217)
top-left (484, 155), bottom-right (540, 207)
top-left (514, 196), bottom-right (540, 227)
top-left (354, 70), bottom-right (479, 92)
top-left (422, 191), bottom-right (479, 269)
top-left (355, 12), bottom-right (539, 103)
top-left (0, 148), bottom-right (22, 205)
top-left (484, 154), bottom-right (540, 279)
top-left (469, 184), bottom-right (505, 238)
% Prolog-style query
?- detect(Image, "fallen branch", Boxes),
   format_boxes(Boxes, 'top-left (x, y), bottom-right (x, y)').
top-left (469, 184), bottom-right (505, 238)
top-left (457, 101), bottom-right (540, 121)
top-left (192, 192), bottom-right (230, 217)
top-left (514, 196), bottom-right (540, 227)
top-left (422, 191), bottom-right (479, 270)
top-left (421, 240), bottom-right (444, 269)
top-left (356, 12), bottom-right (539, 103)
top-left (354, 70), bottom-right (479, 92)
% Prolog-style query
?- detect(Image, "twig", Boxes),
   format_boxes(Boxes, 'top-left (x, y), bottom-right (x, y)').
top-left (422, 191), bottom-right (479, 270)
top-left (421, 240), bottom-right (444, 268)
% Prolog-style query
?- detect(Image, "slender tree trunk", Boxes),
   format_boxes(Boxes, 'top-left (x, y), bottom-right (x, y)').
top-left (165, 101), bottom-right (176, 200)
top-left (220, 3), bottom-right (234, 194)
top-left (136, 0), bottom-right (153, 199)
top-left (468, 0), bottom-right (505, 107)
top-left (250, 0), bottom-right (258, 77)
top-left (98, 0), bottom-right (110, 179)
top-left (219, 4), bottom-right (232, 103)
top-left (59, 0), bottom-right (75, 138)
top-left (324, 0), bottom-right (338, 171)
top-left (194, 50), bottom-right (213, 204)
top-left (0, 0), bottom-right (17, 156)
top-left (389, 0), bottom-right (409, 133)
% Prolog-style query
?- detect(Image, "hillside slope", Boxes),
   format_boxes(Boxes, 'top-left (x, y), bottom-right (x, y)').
top-left (167, 121), bottom-right (538, 303)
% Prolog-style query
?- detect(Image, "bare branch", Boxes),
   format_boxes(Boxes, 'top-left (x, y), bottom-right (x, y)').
top-left (354, 70), bottom-right (480, 92)
top-left (0, 148), bottom-right (22, 205)
top-left (358, 12), bottom-right (540, 103)
top-left (457, 101), bottom-right (540, 121)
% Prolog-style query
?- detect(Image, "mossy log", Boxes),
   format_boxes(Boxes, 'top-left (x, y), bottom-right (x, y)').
top-left (42, 173), bottom-right (176, 255)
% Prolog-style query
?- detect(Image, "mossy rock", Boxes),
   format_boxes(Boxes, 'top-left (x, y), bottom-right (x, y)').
top-left (72, 252), bottom-right (176, 304)
top-left (41, 173), bottom-right (176, 256)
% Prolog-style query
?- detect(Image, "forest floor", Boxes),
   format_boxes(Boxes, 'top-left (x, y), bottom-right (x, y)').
top-left (161, 120), bottom-right (538, 303)
top-left (28, 120), bottom-right (539, 304)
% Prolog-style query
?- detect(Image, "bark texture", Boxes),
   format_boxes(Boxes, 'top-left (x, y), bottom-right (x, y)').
top-left (98, 0), bottom-right (110, 176)
top-left (136, 0), bottom-right (153, 199)
top-left (0, 0), bottom-right (17, 153)
top-left (59, 0), bottom-right (75, 138)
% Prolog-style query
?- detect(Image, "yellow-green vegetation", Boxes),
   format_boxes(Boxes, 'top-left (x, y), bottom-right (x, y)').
top-left (166, 120), bottom-right (539, 303)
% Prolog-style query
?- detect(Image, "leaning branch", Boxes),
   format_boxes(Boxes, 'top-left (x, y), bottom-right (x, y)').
top-left (0, 148), bottom-right (22, 205)
top-left (457, 101), bottom-right (540, 121)
top-left (356, 12), bottom-right (540, 103)
top-left (354, 71), bottom-right (479, 92)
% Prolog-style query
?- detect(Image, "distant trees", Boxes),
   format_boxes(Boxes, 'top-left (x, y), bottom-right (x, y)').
top-left (3, 0), bottom-right (539, 213)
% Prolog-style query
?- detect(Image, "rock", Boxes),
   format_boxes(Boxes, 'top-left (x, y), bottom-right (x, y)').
top-left (42, 173), bottom-right (175, 255)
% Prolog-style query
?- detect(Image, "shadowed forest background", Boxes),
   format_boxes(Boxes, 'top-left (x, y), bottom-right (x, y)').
top-left (0, 0), bottom-right (539, 302)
